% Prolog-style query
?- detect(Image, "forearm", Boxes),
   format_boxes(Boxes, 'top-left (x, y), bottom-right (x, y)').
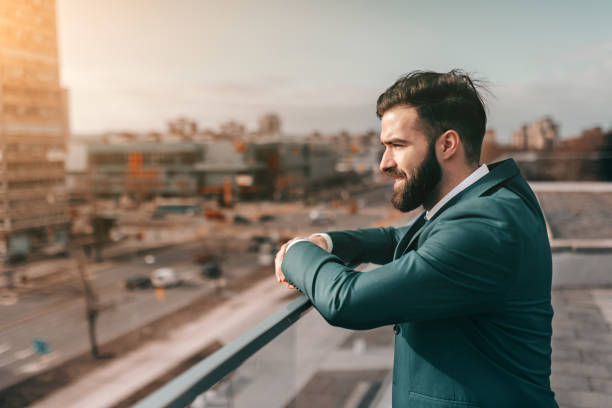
top-left (327, 227), bottom-right (399, 266)
top-left (282, 217), bottom-right (517, 329)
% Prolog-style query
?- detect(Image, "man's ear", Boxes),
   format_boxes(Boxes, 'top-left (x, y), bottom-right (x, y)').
top-left (437, 130), bottom-right (460, 160)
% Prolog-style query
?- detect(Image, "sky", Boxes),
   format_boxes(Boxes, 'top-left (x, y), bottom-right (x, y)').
top-left (56, 0), bottom-right (612, 142)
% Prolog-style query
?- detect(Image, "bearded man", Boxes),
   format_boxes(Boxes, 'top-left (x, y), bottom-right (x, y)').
top-left (275, 70), bottom-right (558, 407)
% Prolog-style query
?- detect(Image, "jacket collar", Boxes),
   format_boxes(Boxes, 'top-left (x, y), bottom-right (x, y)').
top-left (397, 159), bottom-right (521, 257)
top-left (426, 158), bottom-right (520, 223)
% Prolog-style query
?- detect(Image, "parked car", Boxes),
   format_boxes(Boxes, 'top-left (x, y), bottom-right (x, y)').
top-left (233, 215), bottom-right (251, 225)
top-left (123, 275), bottom-right (152, 290)
top-left (144, 254), bottom-right (156, 264)
top-left (4, 253), bottom-right (27, 265)
top-left (247, 235), bottom-right (277, 252)
top-left (205, 209), bottom-right (226, 221)
top-left (258, 214), bottom-right (276, 223)
top-left (150, 267), bottom-right (181, 288)
top-left (201, 260), bottom-right (222, 280)
top-left (194, 252), bottom-right (216, 264)
top-left (309, 207), bottom-right (335, 225)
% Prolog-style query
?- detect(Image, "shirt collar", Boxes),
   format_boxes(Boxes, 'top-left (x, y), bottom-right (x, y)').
top-left (425, 164), bottom-right (489, 220)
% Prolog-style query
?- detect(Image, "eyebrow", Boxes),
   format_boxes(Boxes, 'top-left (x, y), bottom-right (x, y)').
top-left (381, 137), bottom-right (410, 146)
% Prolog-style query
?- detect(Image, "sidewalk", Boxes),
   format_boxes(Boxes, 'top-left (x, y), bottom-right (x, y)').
top-left (30, 278), bottom-right (298, 408)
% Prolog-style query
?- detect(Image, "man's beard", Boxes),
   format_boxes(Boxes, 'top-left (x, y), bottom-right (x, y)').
top-left (388, 142), bottom-right (442, 212)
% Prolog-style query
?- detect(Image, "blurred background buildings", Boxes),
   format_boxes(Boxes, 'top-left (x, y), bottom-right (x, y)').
top-left (0, 0), bottom-right (70, 257)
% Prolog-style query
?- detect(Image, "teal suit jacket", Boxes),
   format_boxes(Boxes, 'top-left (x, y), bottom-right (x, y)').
top-left (282, 159), bottom-right (558, 407)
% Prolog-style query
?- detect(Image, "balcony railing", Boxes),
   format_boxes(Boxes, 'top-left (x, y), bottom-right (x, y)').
top-left (132, 296), bottom-right (312, 408)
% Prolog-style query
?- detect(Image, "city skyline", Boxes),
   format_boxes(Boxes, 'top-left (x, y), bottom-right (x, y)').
top-left (57, 0), bottom-right (612, 141)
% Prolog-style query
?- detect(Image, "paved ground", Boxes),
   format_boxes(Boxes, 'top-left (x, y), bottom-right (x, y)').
top-left (550, 289), bottom-right (612, 408)
top-left (194, 304), bottom-right (395, 408)
top-left (536, 192), bottom-right (612, 239)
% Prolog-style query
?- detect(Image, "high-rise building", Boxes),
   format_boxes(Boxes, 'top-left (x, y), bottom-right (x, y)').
top-left (0, 0), bottom-right (70, 255)
top-left (512, 117), bottom-right (559, 151)
top-left (257, 113), bottom-right (281, 138)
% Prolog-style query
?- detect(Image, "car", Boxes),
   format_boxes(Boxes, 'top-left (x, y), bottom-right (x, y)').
top-left (123, 275), bottom-right (152, 290)
top-left (205, 209), bottom-right (226, 221)
top-left (4, 253), bottom-right (27, 265)
top-left (258, 214), bottom-right (276, 223)
top-left (150, 267), bottom-right (181, 288)
top-left (201, 260), bottom-right (222, 279)
top-left (144, 254), bottom-right (156, 264)
top-left (194, 252), bottom-right (216, 263)
top-left (309, 207), bottom-right (335, 225)
top-left (233, 215), bottom-right (251, 225)
top-left (247, 235), bottom-right (278, 252)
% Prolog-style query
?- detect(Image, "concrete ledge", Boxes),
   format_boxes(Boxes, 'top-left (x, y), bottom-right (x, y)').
top-left (551, 240), bottom-right (612, 253)
top-left (530, 182), bottom-right (612, 192)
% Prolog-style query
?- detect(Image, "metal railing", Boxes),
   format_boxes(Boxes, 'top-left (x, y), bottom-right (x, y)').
top-left (132, 295), bottom-right (312, 408)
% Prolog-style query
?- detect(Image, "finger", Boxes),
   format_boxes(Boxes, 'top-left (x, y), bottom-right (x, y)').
top-left (274, 243), bottom-right (285, 273)
top-left (275, 243), bottom-right (289, 283)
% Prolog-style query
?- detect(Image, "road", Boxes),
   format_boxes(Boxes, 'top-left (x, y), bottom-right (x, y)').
top-left (0, 241), bottom-right (251, 389)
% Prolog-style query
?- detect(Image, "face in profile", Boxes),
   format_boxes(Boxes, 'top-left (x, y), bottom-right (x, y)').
top-left (379, 106), bottom-right (442, 212)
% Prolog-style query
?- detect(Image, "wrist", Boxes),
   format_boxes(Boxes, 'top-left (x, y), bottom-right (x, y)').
top-left (308, 235), bottom-right (329, 251)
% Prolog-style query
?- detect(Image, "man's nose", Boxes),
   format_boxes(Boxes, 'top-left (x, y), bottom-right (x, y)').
top-left (379, 148), bottom-right (396, 173)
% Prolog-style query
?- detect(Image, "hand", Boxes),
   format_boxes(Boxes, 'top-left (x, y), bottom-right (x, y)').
top-left (275, 238), bottom-right (305, 289)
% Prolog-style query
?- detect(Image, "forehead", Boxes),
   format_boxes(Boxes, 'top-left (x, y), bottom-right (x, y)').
top-left (380, 105), bottom-right (427, 142)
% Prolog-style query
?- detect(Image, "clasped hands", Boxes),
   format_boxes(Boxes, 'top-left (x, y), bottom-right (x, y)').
top-left (274, 234), bottom-right (329, 290)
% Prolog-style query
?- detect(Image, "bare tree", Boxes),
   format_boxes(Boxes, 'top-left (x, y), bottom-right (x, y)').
top-left (74, 246), bottom-right (113, 359)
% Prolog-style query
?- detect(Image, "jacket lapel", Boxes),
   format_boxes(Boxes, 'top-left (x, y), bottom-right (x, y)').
top-left (394, 159), bottom-right (521, 258)
top-left (393, 211), bottom-right (426, 259)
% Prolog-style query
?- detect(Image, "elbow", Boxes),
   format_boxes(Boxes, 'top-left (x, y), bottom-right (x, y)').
top-left (312, 296), bottom-right (348, 327)
top-left (318, 302), bottom-right (366, 330)
top-left (318, 302), bottom-right (345, 327)
top-left (323, 310), bottom-right (346, 328)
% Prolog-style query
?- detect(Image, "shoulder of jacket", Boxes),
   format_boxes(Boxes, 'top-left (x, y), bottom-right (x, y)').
top-left (438, 191), bottom-right (523, 221)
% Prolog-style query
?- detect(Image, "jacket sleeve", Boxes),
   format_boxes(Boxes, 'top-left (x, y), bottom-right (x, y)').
top-left (282, 212), bottom-right (519, 330)
top-left (326, 226), bottom-right (404, 267)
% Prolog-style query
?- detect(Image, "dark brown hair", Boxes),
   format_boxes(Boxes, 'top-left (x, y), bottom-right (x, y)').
top-left (376, 70), bottom-right (488, 164)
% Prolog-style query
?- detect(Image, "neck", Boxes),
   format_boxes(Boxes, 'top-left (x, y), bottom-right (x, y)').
top-left (423, 163), bottom-right (479, 211)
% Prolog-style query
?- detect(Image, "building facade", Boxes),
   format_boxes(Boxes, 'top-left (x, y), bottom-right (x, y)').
top-left (0, 0), bottom-right (70, 255)
top-left (88, 142), bottom-right (205, 199)
top-left (87, 139), bottom-right (339, 201)
top-left (512, 117), bottom-right (559, 151)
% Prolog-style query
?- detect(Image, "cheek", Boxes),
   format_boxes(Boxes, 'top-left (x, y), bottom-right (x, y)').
top-left (395, 151), bottom-right (419, 174)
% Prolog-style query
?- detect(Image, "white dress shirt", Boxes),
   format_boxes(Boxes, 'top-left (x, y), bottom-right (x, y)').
top-left (425, 163), bottom-right (489, 220)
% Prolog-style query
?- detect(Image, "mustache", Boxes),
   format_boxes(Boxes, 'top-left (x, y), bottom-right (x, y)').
top-left (384, 168), bottom-right (406, 178)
